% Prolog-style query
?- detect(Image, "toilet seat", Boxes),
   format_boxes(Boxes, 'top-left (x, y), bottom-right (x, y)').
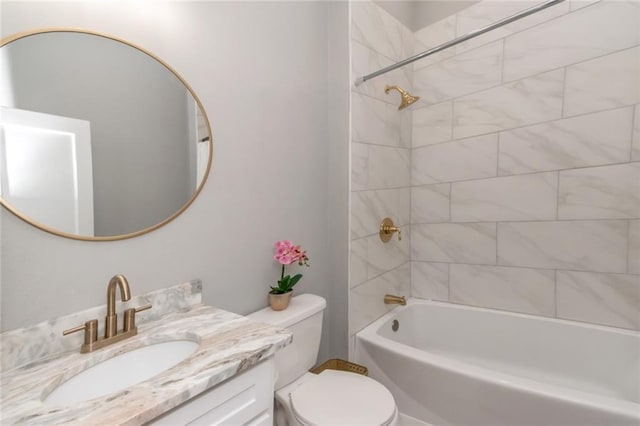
top-left (289, 370), bottom-right (397, 426)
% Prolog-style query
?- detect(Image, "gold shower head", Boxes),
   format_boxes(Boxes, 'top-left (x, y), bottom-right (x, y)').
top-left (384, 85), bottom-right (420, 110)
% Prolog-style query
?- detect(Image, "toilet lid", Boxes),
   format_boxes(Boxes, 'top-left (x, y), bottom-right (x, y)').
top-left (290, 370), bottom-right (396, 426)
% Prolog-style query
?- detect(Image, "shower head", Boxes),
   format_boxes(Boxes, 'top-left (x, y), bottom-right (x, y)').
top-left (384, 85), bottom-right (420, 110)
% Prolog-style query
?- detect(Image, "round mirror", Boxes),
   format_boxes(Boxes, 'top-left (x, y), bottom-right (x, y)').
top-left (0, 29), bottom-right (212, 240)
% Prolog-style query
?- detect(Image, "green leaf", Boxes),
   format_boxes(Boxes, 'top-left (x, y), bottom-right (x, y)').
top-left (289, 274), bottom-right (303, 286)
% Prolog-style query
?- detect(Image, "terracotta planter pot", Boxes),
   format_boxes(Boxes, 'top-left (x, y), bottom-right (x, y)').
top-left (268, 291), bottom-right (293, 311)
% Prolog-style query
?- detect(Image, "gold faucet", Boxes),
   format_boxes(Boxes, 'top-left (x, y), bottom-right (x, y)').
top-left (105, 274), bottom-right (131, 338)
top-left (63, 274), bottom-right (152, 353)
top-left (384, 294), bottom-right (406, 305)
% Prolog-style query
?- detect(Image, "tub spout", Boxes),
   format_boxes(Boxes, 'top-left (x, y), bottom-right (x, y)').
top-left (384, 294), bottom-right (406, 306)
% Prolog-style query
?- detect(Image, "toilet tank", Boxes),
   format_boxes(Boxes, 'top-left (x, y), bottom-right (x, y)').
top-left (248, 294), bottom-right (326, 388)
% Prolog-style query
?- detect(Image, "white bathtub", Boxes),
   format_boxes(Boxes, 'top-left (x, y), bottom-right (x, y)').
top-left (355, 299), bottom-right (640, 426)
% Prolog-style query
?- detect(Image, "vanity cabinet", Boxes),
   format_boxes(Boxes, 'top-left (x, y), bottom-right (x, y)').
top-left (150, 359), bottom-right (275, 426)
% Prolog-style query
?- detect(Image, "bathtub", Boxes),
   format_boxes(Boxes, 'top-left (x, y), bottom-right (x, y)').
top-left (355, 299), bottom-right (640, 426)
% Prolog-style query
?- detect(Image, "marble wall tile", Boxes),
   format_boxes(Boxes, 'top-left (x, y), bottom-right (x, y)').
top-left (498, 220), bottom-right (628, 273)
top-left (400, 22), bottom-right (415, 62)
top-left (351, 41), bottom-right (395, 104)
top-left (556, 270), bottom-right (640, 330)
top-left (503, 0), bottom-right (639, 82)
top-left (412, 133), bottom-right (498, 185)
top-left (411, 184), bottom-right (450, 224)
top-left (412, 223), bottom-right (497, 264)
top-left (349, 263), bottom-right (410, 335)
top-left (413, 14), bottom-right (457, 70)
top-left (352, 143), bottom-right (410, 191)
top-left (351, 142), bottom-right (369, 191)
top-left (451, 172), bottom-right (558, 222)
top-left (368, 145), bottom-right (411, 189)
top-left (414, 41), bottom-right (503, 105)
top-left (453, 69), bottom-right (564, 139)
top-left (449, 264), bottom-right (555, 316)
top-left (559, 162), bottom-right (640, 220)
top-left (352, 93), bottom-right (402, 147)
top-left (454, 0), bottom-right (570, 55)
top-left (351, 0), bottom-right (405, 61)
top-left (564, 46), bottom-right (640, 117)
top-left (411, 261), bottom-right (449, 301)
top-left (570, 0), bottom-right (600, 12)
top-left (629, 220), bottom-right (640, 275)
top-left (633, 105), bottom-right (640, 162)
top-left (350, 238), bottom-right (368, 288)
top-left (352, 188), bottom-right (410, 238)
top-left (412, 101), bottom-right (453, 147)
top-left (367, 228), bottom-right (410, 279)
top-left (400, 109), bottom-right (412, 149)
top-left (499, 107), bottom-right (634, 175)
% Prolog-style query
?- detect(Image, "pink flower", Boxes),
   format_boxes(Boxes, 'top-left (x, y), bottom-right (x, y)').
top-left (271, 240), bottom-right (311, 294)
top-left (274, 240), bottom-right (301, 265)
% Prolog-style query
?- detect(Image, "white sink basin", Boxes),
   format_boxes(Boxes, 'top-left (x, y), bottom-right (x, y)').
top-left (43, 340), bottom-right (199, 406)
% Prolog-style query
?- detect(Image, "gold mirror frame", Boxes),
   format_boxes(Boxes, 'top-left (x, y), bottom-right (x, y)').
top-left (0, 28), bottom-right (213, 241)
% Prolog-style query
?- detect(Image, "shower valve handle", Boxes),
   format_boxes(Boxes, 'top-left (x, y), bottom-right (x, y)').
top-left (380, 218), bottom-right (401, 242)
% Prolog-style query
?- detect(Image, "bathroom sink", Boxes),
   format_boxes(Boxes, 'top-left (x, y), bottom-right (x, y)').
top-left (43, 340), bottom-right (199, 406)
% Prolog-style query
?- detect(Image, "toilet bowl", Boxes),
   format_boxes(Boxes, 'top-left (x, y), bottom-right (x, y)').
top-left (249, 294), bottom-right (398, 426)
top-left (277, 370), bottom-right (399, 426)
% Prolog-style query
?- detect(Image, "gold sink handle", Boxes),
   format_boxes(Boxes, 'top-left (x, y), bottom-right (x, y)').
top-left (380, 217), bottom-right (402, 242)
top-left (63, 319), bottom-right (99, 347)
top-left (123, 303), bottom-right (152, 332)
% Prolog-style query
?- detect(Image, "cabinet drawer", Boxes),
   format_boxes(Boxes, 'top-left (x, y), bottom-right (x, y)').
top-left (150, 359), bottom-right (274, 426)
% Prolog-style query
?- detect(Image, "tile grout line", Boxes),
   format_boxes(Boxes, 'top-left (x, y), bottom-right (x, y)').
top-left (412, 104), bottom-right (637, 152)
top-left (408, 259), bottom-right (638, 277)
top-left (401, 158), bottom-right (640, 189)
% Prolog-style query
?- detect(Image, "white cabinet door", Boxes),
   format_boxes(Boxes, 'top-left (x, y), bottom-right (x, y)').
top-left (150, 359), bottom-right (274, 426)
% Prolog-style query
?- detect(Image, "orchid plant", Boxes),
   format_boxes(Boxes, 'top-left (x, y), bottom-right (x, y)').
top-left (270, 240), bottom-right (310, 295)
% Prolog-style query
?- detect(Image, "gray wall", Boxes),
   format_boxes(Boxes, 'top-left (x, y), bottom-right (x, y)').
top-left (326, 1), bottom-right (350, 360)
top-left (5, 32), bottom-right (193, 236)
top-left (375, 1), bottom-right (478, 32)
top-left (0, 1), bottom-right (350, 361)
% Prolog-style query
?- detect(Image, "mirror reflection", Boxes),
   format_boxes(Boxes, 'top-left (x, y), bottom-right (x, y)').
top-left (0, 30), bottom-right (212, 240)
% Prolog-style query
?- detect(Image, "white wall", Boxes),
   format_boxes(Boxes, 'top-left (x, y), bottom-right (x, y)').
top-left (0, 1), bottom-right (349, 361)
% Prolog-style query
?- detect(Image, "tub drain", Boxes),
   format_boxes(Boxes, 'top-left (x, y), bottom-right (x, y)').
top-left (392, 319), bottom-right (399, 332)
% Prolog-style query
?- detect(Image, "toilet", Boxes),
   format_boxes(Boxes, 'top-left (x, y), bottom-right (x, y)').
top-left (249, 294), bottom-right (399, 426)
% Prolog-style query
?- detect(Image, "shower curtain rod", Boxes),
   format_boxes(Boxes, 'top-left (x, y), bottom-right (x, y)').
top-left (354, 0), bottom-right (565, 86)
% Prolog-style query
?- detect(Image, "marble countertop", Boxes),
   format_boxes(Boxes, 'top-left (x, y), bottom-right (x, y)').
top-left (0, 283), bottom-right (292, 425)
